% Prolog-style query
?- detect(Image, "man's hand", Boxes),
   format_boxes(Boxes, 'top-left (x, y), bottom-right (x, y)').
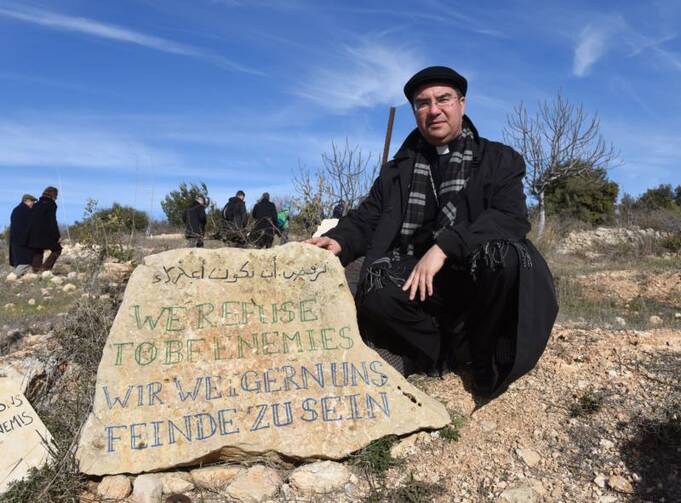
top-left (402, 244), bottom-right (447, 301)
top-left (304, 236), bottom-right (342, 256)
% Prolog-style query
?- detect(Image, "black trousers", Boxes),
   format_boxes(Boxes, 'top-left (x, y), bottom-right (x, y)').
top-left (357, 245), bottom-right (520, 380)
top-left (31, 245), bottom-right (62, 272)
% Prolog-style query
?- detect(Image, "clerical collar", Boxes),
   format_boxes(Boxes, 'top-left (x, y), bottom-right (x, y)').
top-left (436, 145), bottom-right (450, 155)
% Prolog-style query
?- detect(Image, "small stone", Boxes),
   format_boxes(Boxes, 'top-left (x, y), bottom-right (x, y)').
top-left (608, 475), bottom-right (633, 494)
top-left (4, 303), bottom-right (15, 310)
top-left (40, 288), bottom-right (50, 296)
top-left (99, 293), bottom-right (111, 300)
top-left (515, 447), bottom-right (541, 468)
top-left (289, 461), bottom-right (351, 494)
top-left (50, 276), bottom-right (64, 286)
top-left (190, 465), bottom-right (243, 490)
top-left (499, 485), bottom-right (537, 503)
top-left (648, 315), bottom-right (663, 327)
top-left (67, 271), bottom-right (78, 279)
top-left (40, 270), bottom-right (53, 279)
top-left (159, 471), bottom-right (194, 494)
top-left (36, 305), bottom-right (44, 311)
top-left (594, 474), bottom-right (607, 488)
top-left (599, 496), bottom-right (618, 503)
top-left (390, 432), bottom-right (430, 458)
top-left (62, 283), bottom-right (77, 293)
top-left (27, 298), bottom-right (36, 306)
top-left (132, 474), bottom-right (163, 503)
top-left (5, 272), bottom-right (17, 282)
top-left (480, 420), bottom-right (497, 432)
top-left (97, 475), bottom-right (131, 500)
top-left (614, 317), bottom-right (626, 327)
top-left (225, 465), bottom-right (283, 502)
top-left (23, 273), bottom-right (38, 281)
top-left (599, 439), bottom-right (614, 450)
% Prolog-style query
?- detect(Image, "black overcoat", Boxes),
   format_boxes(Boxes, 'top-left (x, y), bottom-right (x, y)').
top-left (223, 197), bottom-right (248, 228)
top-left (325, 118), bottom-right (558, 392)
top-left (9, 202), bottom-right (35, 266)
top-left (27, 197), bottom-right (60, 251)
top-left (182, 202), bottom-right (207, 238)
top-left (251, 200), bottom-right (278, 237)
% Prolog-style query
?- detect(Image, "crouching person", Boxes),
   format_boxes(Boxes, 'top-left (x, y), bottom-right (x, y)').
top-left (307, 66), bottom-right (558, 397)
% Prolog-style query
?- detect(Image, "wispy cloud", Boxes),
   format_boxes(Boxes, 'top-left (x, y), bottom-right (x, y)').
top-left (296, 39), bottom-right (423, 113)
top-left (573, 24), bottom-right (611, 76)
top-left (0, 2), bottom-right (263, 75)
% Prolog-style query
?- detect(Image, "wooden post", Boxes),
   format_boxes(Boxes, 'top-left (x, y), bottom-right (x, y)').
top-left (381, 106), bottom-right (396, 167)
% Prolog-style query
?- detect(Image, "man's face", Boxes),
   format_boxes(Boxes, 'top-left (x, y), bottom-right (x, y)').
top-left (412, 83), bottom-right (466, 146)
top-left (23, 199), bottom-right (35, 208)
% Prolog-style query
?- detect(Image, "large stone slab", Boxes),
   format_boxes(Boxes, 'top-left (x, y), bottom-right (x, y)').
top-left (0, 377), bottom-right (53, 493)
top-left (76, 243), bottom-right (449, 475)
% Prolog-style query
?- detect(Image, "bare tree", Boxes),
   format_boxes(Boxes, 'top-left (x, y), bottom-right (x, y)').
top-left (292, 139), bottom-right (378, 219)
top-left (504, 91), bottom-right (618, 238)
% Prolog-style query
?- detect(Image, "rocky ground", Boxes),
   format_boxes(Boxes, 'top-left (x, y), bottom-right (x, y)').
top-left (0, 230), bottom-right (679, 503)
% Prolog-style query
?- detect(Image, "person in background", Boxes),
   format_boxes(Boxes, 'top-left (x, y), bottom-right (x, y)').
top-left (251, 192), bottom-right (278, 248)
top-left (8, 193), bottom-right (37, 277)
top-left (182, 196), bottom-right (207, 248)
top-left (222, 190), bottom-right (248, 246)
top-left (27, 186), bottom-right (62, 273)
top-left (277, 207), bottom-right (290, 244)
top-left (332, 200), bottom-right (346, 219)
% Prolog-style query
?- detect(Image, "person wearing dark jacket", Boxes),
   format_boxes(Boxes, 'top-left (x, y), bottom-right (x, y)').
top-left (9, 193), bottom-right (38, 276)
top-left (332, 200), bottom-right (346, 219)
top-left (27, 186), bottom-right (62, 273)
top-left (250, 192), bottom-right (278, 248)
top-left (307, 66), bottom-right (557, 397)
top-left (182, 196), bottom-right (207, 247)
top-left (222, 190), bottom-right (248, 245)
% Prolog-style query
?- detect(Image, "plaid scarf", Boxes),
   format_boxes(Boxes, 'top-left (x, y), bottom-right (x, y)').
top-left (361, 126), bottom-right (476, 295)
top-left (399, 126), bottom-right (476, 255)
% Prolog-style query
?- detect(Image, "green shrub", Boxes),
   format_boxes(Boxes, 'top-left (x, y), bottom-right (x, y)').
top-left (160, 182), bottom-right (209, 227)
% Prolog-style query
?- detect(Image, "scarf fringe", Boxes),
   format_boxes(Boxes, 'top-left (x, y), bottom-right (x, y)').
top-left (469, 240), bottom-right (533, 280)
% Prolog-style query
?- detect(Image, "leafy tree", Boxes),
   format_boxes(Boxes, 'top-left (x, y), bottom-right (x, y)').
top-left (674, 185), bottom-right (681, 206)
top-left (545, 164), bottom-right (619, 225)
top-left (160, 182), bottom-right (209, 226)
top-left (635, 184), bottom-right (676, 210)
top-left (504, 91), bottom-right (618, 238)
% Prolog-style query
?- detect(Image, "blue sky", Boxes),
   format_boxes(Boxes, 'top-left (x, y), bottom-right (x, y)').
top-left (1, 0), bottom-right (680, 224)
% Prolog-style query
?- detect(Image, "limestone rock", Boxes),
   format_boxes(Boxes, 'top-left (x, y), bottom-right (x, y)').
top-left (312, 218), bottom-right (339, 238)
top-left (50, 276), bottom-right (64, 286)
top-left (614, 317), bottom-right (626, 327)
top-left (23, 273), bottom-right (38, 281)
top-left (76, 244), bottom-right (450, 475)
top-left (648, 315), bottom-right (663, 327)
top-left (516, 447), bottom-right (541, 467)
top-left (390, 431), bottom-right (431, 458)
top-left (225, 465), bottom-right (283, 502)
top-left (67, 271), bottom-right (78, 279)
top-left (4, 303), bottom-right (15, 310)
top-left (5, 272), bottom-right (17, 283)
top-left (607, 475), bottom-right (633, 494)
top-left (97, 475), bottom-right (132, 500)
top-left (480, 420), bottom-right (497, 432)
top-left (499, 485), bottom-right (537, 503)
top-left (101, 261), bottom-right (134, 282)
top-left (159, 471), bottom-right (194, 494)
top-left (40, 270), bottom-right (53, 279)
top-left (0, 378), bottom-right (54, 493)
top-left (190, 465), bottom-right (243, 490)
top-left (62, 283), bottom-right (77, 293)
top-left (27, 298), bottom-right (36, 306)
top-left (289, 460), bottom-right (351, 494)
top-left (132, 473), bottom-right (163, 503)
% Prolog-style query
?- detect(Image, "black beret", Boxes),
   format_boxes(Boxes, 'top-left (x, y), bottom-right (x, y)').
top-left (403, 66), bottom-right (468, 102)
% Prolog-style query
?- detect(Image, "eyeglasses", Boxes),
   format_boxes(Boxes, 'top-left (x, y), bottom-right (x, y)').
top-left (413, 93), bottom-right (462, 113)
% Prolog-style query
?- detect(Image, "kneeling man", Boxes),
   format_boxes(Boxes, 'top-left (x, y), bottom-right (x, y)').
top-left (308, 66), bottom-right (558, 397)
